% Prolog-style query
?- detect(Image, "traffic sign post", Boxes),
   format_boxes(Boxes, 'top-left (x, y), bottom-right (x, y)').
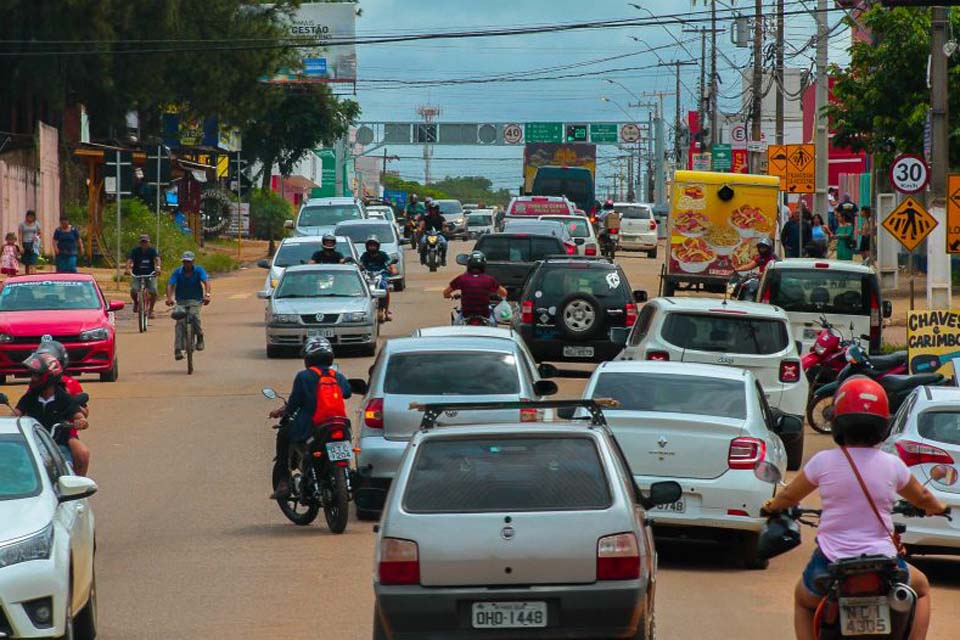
top-left (503, 124), bottom-right (523, 145)
top-left (882, 196), bottom-right (937, 252)
top-left (767, 145), bottom-right (787, 182)
top-left (620, 123), bottom-right (641, 144)
top-left (525, 122), bottom-right (563, 143)
top-left (784, 144), bottom-right (815, 193)
top-left (564, 124), bottom-right (588, 143)
top-left (947, 174), bottom-right (960, 253)
top-left (889, 154), bottom-right (930, 194)
top-left (711, 144), bottom-right (732, 171)
top-left (589, 123), bottom-right (618, 144)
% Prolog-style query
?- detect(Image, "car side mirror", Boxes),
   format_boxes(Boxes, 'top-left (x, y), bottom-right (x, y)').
top-left (455, 254), bottom-right (469, 266)
top-left (390, 256), bottom-right (399, 265)
top-left (609, 326), bottom-right (630, 346)
top-left (283, 220), bottom-right (294, 230)
top-left (57, 475), bottom-right (98, 503)
top-left (882, 300), bottom-right (893, 319)
top-left (108, 300), bottom-right (125, 312)
top-left (262, 388), bottom-right (278, 400)
top-left (349, 378), bottom-right (369, 395)
top-left (257, 259), bottom-right (271, 269)
top-left (537, 363), bottom-right (559, 378)
top-left (533, 380), bottom-right (559, 397)
top-left (775, 414), bottom-right (804, 439)
top-left (633, 290), bottom-right (648, 303)
top-left (257, 290), bottom-right (270, 299)
top-left (641, 480), bottom-right (682, 509)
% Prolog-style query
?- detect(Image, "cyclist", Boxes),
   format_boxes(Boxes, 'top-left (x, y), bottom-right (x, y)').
top-left (268, 337), bottom-right (352, 499)
top-left (360, 236), bottom-right (396, 322)
top-left (443, 251), bottom-right (507, 326)
top-left (761, 377), bottom-right (948, 640)
top-left (126, 233), bottom-right (161, 318)
top-left (165, 251), bottom-right (211, 361)
top-left (312, 234), bottom-right (345, 264)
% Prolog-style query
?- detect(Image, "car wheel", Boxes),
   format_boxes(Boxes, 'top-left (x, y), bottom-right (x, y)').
top-left (647, 248), bottom-right (658, 259)
top-left (739, 532), bottom-right (769, 570)
top-left (392, 279), bottom-right (405, 292)
top-left (557, 293), bottom-right (603, 341)
top-left (266, 344), bottom-right (284, 359)
top-left (99, 358), bottom-right (118, 382)
top-left (74, 566), bottom-right (97, 640)
top-left (784, 430), bottom-right (805, 471)
top-left (372, 605), bottom-right (389, 640)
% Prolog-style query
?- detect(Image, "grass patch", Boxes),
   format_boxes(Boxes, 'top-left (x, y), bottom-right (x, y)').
top-left (197, 251), bottom-right (240, 273)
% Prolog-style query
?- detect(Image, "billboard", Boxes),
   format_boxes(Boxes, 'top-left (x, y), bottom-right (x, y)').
top-left (269, 2), bottom-right (357, 84)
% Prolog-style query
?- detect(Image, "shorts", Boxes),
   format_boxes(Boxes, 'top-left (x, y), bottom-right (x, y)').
top-left (858, 236), bottom-right (871, 253)
top-left (21, 243), bottom-right (36, 265)
top-left (1, 268), bottom-right (17, 276)
top-left (802, 547), bottom-right (908, 597)
top-left (131, 275), bottom-right (158, 296)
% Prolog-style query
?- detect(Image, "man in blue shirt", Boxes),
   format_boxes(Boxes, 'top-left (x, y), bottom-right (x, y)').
top-left (164, 251), bottom-right (211, 360)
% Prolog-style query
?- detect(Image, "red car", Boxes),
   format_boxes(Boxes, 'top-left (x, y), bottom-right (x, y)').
top-left (0, 273), bottom-right (124, 383)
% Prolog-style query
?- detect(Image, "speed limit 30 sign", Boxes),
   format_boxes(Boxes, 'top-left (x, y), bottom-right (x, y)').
top-left (890, 154), bottom-right (930, 194)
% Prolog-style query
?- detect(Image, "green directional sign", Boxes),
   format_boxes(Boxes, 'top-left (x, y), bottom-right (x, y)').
top-left (590, 123), bottom-right (618, 143)
top-left (712, 143), bottom-right (732, 171)
top-left (525, 122), bottom-right (563, 143)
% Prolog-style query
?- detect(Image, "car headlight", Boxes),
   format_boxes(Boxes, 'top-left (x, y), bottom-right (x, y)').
top-left (271, 314), bottom-right (300, 325)
top-left (0, 523), bottom-right (54, 568)
top-left (79, 327), bottom-right (109, 342)
top-left (0, 333), bottom-right (13, 343)
top-left (342, 311), bottom-right (369, 323)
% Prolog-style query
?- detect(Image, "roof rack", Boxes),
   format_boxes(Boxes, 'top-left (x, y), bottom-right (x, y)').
top-left (409, 398), bottom-right (619, 430)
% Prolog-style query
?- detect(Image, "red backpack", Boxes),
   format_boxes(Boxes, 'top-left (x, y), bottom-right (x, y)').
top-left (310, 367), bottom-right (347, 426)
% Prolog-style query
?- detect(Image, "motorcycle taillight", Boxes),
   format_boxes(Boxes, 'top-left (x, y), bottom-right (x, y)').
top-left (840, 572), bottom-right (884, 596)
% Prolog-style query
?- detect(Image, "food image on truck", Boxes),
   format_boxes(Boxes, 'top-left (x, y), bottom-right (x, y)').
top-left (668, 171), bottom-right (779, 279)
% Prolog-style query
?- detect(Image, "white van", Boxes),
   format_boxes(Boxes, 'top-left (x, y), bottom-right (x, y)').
top-left (757, 259), bottom-right (892, 354)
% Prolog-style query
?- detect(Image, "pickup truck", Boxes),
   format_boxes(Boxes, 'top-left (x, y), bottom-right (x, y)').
top-left (468, 233), bottom-right (567, 301)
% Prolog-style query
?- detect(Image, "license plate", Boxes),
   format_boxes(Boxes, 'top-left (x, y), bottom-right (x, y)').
top-left (655, 499), bottom-right (686, 513)
top-left (472, 602), bottom-right (547, 629)
top-left (308, 329), bottom-right (335, 338)
top-left (803, 328), bottom-right (818, 340)
top-left (325, 441), bottom-right (353, 462)
top-left (563, 345), bottom-right (595, 358)
top-left (839, 596), bottom-right (891, 636)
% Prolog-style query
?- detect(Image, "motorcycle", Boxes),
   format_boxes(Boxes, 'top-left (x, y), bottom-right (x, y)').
top-left (802, 317), bottom-right (907, 391)
top-left (262, 387), bottom-right (361, 534)
top-left (364, 258), bottom-right (398, 323)
top-left (600, 229), bottom-right (619, 260)
top-left (403, 216), bottom-right (419, 248)
top-left (727, 271), bottom-right (761, 301)
top-left (422, 231), bottom-right (444, 272)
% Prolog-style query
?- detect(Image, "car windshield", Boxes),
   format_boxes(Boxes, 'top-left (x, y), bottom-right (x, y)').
top-left (0, 436), bottom-right (41, 500)
top-left (0, 280), bottom-right (101, 311)
top-left (403, 436), bottom-right (611, 513)
top-left (467, 215), bottom-right (493, 226)
top-left (437, 201), bottom-right (463, 216)
top-left (537, 267), bottom-right (627, 300)
top-left (384, 352), bottom-right (520, 395)
top-left (475, 236), bottom-right (562, 262)
top-left (619, 205), bottom-right (652, 220)
top-left (275, 271), bottom-right (366, 298)
top-left (336, 223), bottom-right (396, 244)
top-left (593, 372), bottom-right (747, 419)
top-left (541, 216), bottom-right (589, 237)
top-left (661, 313), bottom-right (789, 355)
top-left (297, 204), bottom-right (361, 227)
top-left (274, 241), bottom-right (350, 267)
top-left (765, 269), bottom-right (872, 315)
top-left (918, 411), bottom-right (960, 445)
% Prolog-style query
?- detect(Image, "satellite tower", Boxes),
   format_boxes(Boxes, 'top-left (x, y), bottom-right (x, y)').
top-left (417, 105), bottom-right (441, 184)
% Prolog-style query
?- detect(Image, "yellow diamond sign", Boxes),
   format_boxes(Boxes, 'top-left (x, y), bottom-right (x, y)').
top-left (882, 196), bottom-right (937, 252)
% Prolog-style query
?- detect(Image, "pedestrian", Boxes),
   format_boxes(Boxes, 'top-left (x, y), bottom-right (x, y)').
top-left (827, 187), bottom-right (839, 232)
top-left (0, 232), bottom-right (21, 277)
top-left (811, 213), bottom-right (832, 256)
top-left (780, 207), bottom-right (811, 258)
top-left (18, 209), bottom-right (40, 274)
top-left (53, 215), bottom-right (83, 273)
top-left (858, 206), bottom-right (874, 264)
top-left (836, 193), bottom-right (858, 230)
top-left (835, 212), bottom-right (856, 261)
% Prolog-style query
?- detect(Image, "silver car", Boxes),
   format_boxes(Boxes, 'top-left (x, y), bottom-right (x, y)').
top-left (373, 400), bottom-right (681, 639)
top-left (257, 235), bottom-right (360, 296)
top-left (353, 335), bottom-right (559, 520)
top-left (261, 264), bottom-right (382, 358)
top-left (334, 219), bottom-right (407, 292)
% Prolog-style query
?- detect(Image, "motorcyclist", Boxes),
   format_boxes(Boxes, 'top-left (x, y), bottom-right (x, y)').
top-left (34, 338), bottom-right (91, 473)
top-left (268, 337), bottom-right (352, 499)
top-left (360, 235), bottom-right (396, 322)
top-left (312, 233), bottom-right (345, 264)
top-left (733, 236), bottom-right (779, 274)
top-left (419, 202), bottom-right (448, 265)
top-left (443, 251), bottom-right (507, 326)
top-left (14, 352), bottom-right (88, 472)
top-left (405, 194), bottom-right (425, 220)
top-left (598, 200), bottom-right (621, 248)
top-left (761, 376), bottom-right (948, 640)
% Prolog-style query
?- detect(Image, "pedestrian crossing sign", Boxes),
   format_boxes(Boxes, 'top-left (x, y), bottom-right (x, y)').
top-left (882, 196), bottom-right (937, 252)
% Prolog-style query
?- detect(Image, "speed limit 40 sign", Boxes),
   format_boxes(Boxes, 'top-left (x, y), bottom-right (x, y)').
top-left (890, 154), bottom-right (930, 194)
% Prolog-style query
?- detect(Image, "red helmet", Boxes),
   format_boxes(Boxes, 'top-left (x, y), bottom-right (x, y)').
top-left (23, 352), bottom-right (63, 389)
top-left (832, 376), bottom-right (891, 446)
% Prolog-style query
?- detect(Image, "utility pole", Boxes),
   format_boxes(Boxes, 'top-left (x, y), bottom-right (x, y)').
top-left (750, 0), bottom-right (764, 173)
top-left (814, 0), bottom-right (829, 220)
top-left (775, 0), bottom-right (785, 146)
top-left (626, 147), bottom-right (635, 202)
top-left (928, 6), bottom-right (952, 308)
top-left (683, 26), bottom-right (723, 155)
top-left (710, 0), bottom-right (718, 147)
top-left (641, 92), bottom-right (674, 210)
top-left (657, 61), bottom-right (696, 168)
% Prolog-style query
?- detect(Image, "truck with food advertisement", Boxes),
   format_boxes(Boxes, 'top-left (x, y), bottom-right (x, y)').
top-left (663, 170), bottom-right (780, 296)
top-left (523, 143), bottom-right (597, 214)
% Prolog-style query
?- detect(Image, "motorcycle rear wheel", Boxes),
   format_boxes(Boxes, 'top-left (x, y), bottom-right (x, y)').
top-left (324, 466), bottom-right (350, 534)
top-left (806, 393), bottom-right (834, 434)
top-left (273, 464), bottom-right (320, 526)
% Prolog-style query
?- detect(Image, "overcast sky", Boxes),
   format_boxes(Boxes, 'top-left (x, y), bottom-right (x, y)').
top-left (350, 0), bottom-right (851, 193)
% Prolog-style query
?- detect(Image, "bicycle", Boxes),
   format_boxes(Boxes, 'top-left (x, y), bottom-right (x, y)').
top-left (131, 271), bottom-right (158, 333)
top-left (170, 303), bottom-right (202, 375)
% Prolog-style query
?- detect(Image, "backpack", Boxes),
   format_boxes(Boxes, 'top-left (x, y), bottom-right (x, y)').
top-left (309, 367), bottom-right (347, 426)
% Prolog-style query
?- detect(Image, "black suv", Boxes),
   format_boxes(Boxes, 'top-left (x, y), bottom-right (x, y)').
top-left (471, 233), bottom-right (568, 301)
top-left (514, 257), bottom-right (647, 363)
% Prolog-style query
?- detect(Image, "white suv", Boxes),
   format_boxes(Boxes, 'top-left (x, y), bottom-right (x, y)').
top-left (614, 297), bottom-right (808, 469)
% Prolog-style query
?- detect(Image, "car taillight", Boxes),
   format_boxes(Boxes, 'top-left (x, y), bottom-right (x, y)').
top-left (779, 360), bottom-right (801, 383)
top-left (760, 285), bottom-right (771, 303)
top-left (841, 572), bottom-right (883, 596)
top-left (521, 300), bottom-right (534, 324)
top-left (585, 245), bottom-right (597, 256)
top-left (895, 440), bottom-right (955, 467)
top-left (649, 219), bottom-right (657, 230)
top-left (597, 533), bottom-right (640, 580)
top-left (645, 350), bottom-right (669, 361)
top-left (364, 398), bottom-right (384, 429)
top-left (565, 242), bottom-right (576, 255)
top-left (626, 304), bottom-right (637, 326)
top-left (378, 538), bottom-right (420, 586)
top-left (728, 437), bottom-right (766, 469)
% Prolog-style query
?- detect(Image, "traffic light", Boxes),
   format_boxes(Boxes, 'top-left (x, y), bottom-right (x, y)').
top-left (565, 124), bottom-right (587, 143)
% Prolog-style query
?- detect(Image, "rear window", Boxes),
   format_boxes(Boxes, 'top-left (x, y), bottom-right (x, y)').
top-left (467, 215), bottom-right (493, 226)
top-left (403, 437), bottom-right (611, 513)
top-left (384, 352), bottom-right (520, 395)
top-left (593, 372), bottom-right (747, 419)
top-left (535, 266), bottom-right (628, 300)
top-left (437, 201), bottom-right (463, 216)
top-left (541, 216), bottom-right (589, 237)
top-left (763, 269), bottom-right (874, 315)
top-left (619, 205), bottom-right (652, 220)
top-left (475, 236), bottom-right (563, 262)
top-left (918, 411), bottom-right (960, 445)
top-left (0, 436), bottom-right (41, 500)
top-left (298, 205), bottom-right (361, 227)
top-left (661, 312), bottom-right (789, 355)
top-left (336, 223), bottom-right (395, 244)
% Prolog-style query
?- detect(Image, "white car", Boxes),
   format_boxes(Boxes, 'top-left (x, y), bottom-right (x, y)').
top-left (290, 196), bottom-right (365, 236)
top-left (536, 214), bottom-right (599, 256)
top-left (580, 361), bottom-right (799, 569)
top-left (615, 202), bottom-right (658, 257)
top-left (257, 235), bottom-right (360, 296)
top-left (0, 417), bottom-right (98, 638)
top-left (882, 385), bottom-right (960, 556)
top-left (464, 209), bottom-right (496, 239)
top-left (614, 297), bottom-right (808, 469)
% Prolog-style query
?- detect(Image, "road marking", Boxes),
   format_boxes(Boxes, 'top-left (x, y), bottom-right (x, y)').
top-left (229, 293), bottom-right (252, 300)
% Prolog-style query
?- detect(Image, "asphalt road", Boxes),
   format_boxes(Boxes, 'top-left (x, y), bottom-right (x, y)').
top-left (55, 240), bottom-right (960, 639)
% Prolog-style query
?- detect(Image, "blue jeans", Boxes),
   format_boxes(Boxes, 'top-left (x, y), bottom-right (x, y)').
top-left (56, 254), bottom-right (78, 273)
top-left (802, 547), bottom-right (909, 597)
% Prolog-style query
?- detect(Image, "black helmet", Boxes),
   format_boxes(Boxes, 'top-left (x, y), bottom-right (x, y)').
top-left (36, 336), bottom-right (69, 368)
top-left (467, 251), bottom-right (487, 272)
top-left (302, 337), bottom-right (334, 368)
top-left (603, 199), bottom-right (615, 210)
top-left (756, 513), bottom-right (802, 560)
top-left (365, 235), bottom-right (381, 250)
top-left (321, 233), bottom-right (337, 248)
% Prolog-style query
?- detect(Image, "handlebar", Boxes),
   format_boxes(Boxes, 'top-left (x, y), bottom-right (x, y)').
top-left (893, 501), bottom-right (952, 520)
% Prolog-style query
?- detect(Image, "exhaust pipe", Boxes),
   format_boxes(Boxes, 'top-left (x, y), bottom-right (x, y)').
top-left (888, 583), bottom-right (917, 613)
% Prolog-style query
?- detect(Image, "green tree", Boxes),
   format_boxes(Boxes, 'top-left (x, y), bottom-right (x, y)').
top-left (248, 187), bottom-right (293, 253)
